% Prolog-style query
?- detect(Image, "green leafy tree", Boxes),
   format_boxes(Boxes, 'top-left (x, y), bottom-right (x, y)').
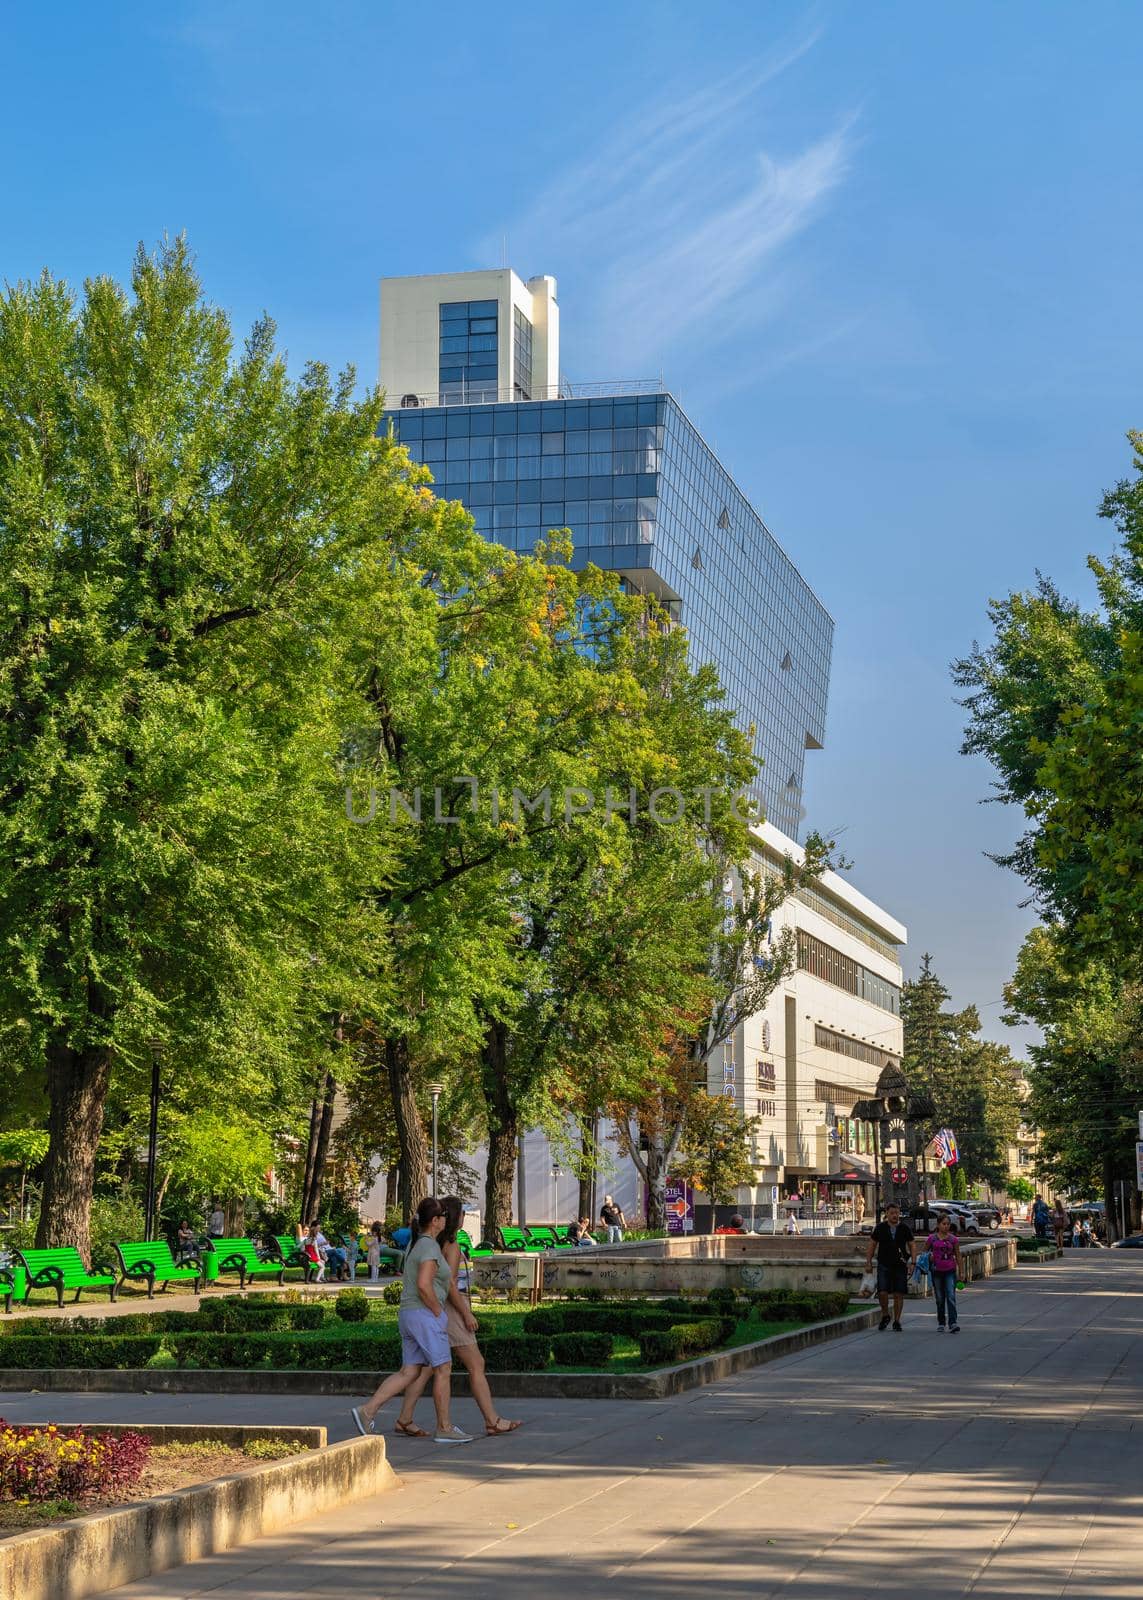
top-left (676, 1092), bottom-right (759, 1214)
top-left (951, 1165), bottom-right (968, 1201)
top-left (954, 431), bottom-right (1143, 969)
top-left (902, 956), bottom-right (1022, 1186)
top-left (615, 835), bottom-right (834, 1228)
top-left (936, 1165), bottom-right (953, 1199)
top-left (0, 240), bottom-right (409, 1259)
top-left (160, 1112), bottom-right (275, 1207)
top-left (1006, 1175), bottom-right (1035, 1204)
top-left (1004, 924), bottom-right (1142, 1231)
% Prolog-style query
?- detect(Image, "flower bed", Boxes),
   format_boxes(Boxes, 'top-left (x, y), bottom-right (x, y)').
top-left (0, 1421), bottom-right (150, 1509)
top-left (0, 1431), bottom-right (312, 1539)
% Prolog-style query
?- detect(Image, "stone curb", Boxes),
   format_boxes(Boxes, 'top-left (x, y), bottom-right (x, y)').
top-left (0, 1309), bottom-right (878, 1402)
top-left (0, 1431), bottom-right (395, 1600)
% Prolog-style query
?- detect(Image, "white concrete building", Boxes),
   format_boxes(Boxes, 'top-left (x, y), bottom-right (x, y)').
top-left (720, 821), bottom-right (906, 1214)
top-left (437, 821), bottom-right (906, 1231)
top-left (379, 269), bottom-right (560, 408)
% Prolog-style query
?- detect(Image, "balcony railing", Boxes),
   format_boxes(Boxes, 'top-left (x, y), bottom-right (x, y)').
top-left (385, 377), bottom-right (665, 410)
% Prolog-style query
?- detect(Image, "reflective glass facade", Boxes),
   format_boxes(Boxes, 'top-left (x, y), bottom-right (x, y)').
top-left (438, 299), bottom-right (499, 403)
top-left (385, 393), bottom-right (832, 837)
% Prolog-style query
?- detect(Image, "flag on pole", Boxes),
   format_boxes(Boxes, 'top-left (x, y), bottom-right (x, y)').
top-left (934, 1128), bottom-right (959, 1167)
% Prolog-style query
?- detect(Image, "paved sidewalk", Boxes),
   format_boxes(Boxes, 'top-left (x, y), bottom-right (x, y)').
top-left (5, 1253), bottom-right (1141, 1598)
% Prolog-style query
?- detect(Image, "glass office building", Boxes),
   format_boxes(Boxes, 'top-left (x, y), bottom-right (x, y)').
top-left (384, 391), bottom-right (832, 838)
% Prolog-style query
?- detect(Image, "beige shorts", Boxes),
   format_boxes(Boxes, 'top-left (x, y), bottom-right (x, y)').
top-left (446, 1302), bottom-right (477, 1349)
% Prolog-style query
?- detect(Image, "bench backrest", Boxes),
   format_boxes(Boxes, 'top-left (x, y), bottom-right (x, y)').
top-left (498, 1226), bottom-right (531, 1251)
top-left (15, 1246), bottom-right (101, 1280)
top-left (274, 1235), bottom-right (304, 1261)
top-left (116, 1240), bottom-right (183, 1272)
top-left (209, 1238), bottom-right (262, 1265)
top-left (525, 1226), bottom-right (556, 1248)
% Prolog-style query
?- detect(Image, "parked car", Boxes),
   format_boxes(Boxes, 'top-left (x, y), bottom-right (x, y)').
top-left (1109, 1233), bottom-right (1143, 1249)
top-left (966, 1202), bottom-right (1002, 1230)
top-left (908, 1201), bottom-right (981, 1236)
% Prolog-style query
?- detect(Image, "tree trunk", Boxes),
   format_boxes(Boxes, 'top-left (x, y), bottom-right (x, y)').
top-left (481, 1019), bottom-right (517, 1234)
top-left (155, 1168), bottom-right (172, 1234)
top-left (1102, 1146), bottom-right (1122, 1243)
top-left (577, 1113), bottom-right (594, 1221)
top-left (299, 1086), bottom-right (324, 1222)
top-left (385, 1163), bottom-right (399, 1214)
top-left (644, 1137), bottom-right (667, 1231)
top-left (305, 1075), bottom-right (337, 1223)
top-left (37, 1037), bottom-right (111, 1266)
top-left (385, 1037), bottom-right (429, 1223)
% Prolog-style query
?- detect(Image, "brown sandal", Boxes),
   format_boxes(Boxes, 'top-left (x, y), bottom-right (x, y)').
top-left (394, 1420), bottom-right (431, 1438)
top-left (485, 1418), bottom-right (522, 1436)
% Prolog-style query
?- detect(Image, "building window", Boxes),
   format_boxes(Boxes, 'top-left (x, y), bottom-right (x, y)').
top-left (797, 930), bottom-right (900, 1015)
top-left (439, 300), bottom-right (499, 403)
top-left (814, 1026), bottom-right (898, 1071)
top-left (513, 306), bottom-right (533, 401)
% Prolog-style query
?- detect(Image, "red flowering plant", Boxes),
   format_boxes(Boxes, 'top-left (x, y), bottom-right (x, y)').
top-left (0, 1421), bottom-right (150, 1502)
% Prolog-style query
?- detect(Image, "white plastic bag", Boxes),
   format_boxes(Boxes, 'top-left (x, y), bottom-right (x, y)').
top-left (857, 1271), bottom-right (876, 1298)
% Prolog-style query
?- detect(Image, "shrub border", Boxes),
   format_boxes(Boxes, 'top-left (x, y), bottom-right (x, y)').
top-left (0, 1307), bottom-right (878, 1402)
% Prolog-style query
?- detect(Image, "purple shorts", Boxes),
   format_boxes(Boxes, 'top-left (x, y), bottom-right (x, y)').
top-left (398, 1306), bottom-right (451, 1368)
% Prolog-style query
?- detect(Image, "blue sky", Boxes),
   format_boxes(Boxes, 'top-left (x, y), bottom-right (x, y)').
top-left (5, 3), bottom-right (1142, 1045)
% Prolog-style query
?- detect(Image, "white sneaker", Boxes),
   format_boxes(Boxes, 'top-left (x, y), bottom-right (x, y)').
top-left (434, 1425), bottom-right (474, 1445)
top-left (351, 1407), bottom-right (375, 1435)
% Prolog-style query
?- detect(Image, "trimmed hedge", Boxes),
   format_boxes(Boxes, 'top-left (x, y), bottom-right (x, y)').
top-left (195, 1300), bottom-right (327, 1332)
top-left (0, 1326), bottom-right (557, 1373)
top-left (0, 1303), bottom-right (328, 1338)
top-left (524, 1304), bottom-right (675, 1337)
top-left (748, 1290), bottom-right (851, 1321)
top-left (479, 1335), bottom-right (551, 1372)
top-left (0, 1335), bottom-right (164, 1369)
top-left (550, 1331), bottom-right (614, 1365)
top-left (636, 1318), bottom-right (733, 1366)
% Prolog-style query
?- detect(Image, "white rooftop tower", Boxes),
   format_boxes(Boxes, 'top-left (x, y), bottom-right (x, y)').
top-left (379, 269), bottom-right (559, 407)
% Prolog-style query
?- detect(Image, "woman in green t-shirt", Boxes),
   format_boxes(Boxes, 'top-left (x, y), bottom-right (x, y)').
top-left (351, 1197), bottom-right (472, 1444)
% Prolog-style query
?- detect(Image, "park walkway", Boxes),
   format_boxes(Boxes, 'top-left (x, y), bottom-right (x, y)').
top-left (6, 1252), bottom-right (1141, 1598)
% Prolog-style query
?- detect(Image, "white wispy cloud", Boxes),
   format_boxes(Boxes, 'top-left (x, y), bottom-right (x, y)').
top-left (491, 28), bottom-right (855, 375)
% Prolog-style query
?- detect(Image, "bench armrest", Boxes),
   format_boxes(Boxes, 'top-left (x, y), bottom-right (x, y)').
top-left (28, 1265), bottom-right (64, 1289)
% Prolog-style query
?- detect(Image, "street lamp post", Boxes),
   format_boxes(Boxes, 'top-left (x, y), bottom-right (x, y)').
top-left (143, 1038), bottom-right (163, 1243)
top-left (550, 1161), bottom-right (562, 1224)
top-left (428, 1083), bottom-right (444, 1197)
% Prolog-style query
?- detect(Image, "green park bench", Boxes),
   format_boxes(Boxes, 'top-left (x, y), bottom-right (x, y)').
top-left (0, 1268), bottom-right (13, 1314)
top-left (457, 1228), bottom-right (494, 1258)
top-left (524, 1226), bottom-right (559, 1250)
top-left (497, 1226), bottom-right (540, 1252)
top-left (10, 1245), bottom-right (118, 1307)
top-left (270, 1234), bottom-right (312, 1277)
top-left (207, 1238), bottom-right (286, 1288)
top-left (113, 1240), bottom-right (203, 1298)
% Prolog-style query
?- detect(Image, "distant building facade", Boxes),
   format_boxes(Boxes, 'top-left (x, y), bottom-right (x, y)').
top-left (370, 266), bottom-right (904, 1222)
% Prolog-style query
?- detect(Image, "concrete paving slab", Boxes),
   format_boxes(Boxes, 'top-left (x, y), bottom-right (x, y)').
top-left (3, 1254), bottom-right (1140, 1598)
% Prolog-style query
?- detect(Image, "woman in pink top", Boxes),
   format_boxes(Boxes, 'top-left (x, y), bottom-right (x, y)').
top-left (923, 1212), bottom-right (962, 1332)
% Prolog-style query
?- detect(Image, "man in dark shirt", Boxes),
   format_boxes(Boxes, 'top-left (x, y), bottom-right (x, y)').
top-left (864, 1202), bottom-right (914, 1331)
